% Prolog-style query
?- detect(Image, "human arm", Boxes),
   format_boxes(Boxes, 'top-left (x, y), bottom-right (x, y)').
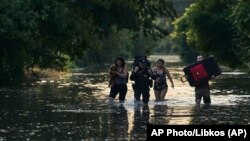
top-left (150, 67), bottom-right (157, 80)
top-left (166, 68), bottom-right (174, 88)
top-left (114, 65), bottom-right (128, 78)
top-left (130, 66), bottom-right (139, 81)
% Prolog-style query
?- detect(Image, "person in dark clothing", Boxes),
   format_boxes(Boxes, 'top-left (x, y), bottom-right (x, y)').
top-left (130, 58), bottom-right (153, 104)
top-left (195, 55), bottom-right (211, 109)
top-left (108, 57), bottom-right (128, 103)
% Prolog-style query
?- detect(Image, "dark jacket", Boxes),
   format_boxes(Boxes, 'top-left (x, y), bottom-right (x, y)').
top-left (130, 68), bottom-right (151, 91)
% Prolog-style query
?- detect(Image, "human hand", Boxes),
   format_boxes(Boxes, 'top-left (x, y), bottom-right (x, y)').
top-left (134, 66), bottom-right (139, 72)
top-left (171, 84), bottom-right (174, 88)
top-left (156, 78), bottom-right (161, 82)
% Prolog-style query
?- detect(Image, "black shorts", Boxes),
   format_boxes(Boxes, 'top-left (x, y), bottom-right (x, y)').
top-left (109, 84), bottom-right (127, 101)
top-left (195, 88), bottom-right (211, 104)
top-left (134, 90), bottom-right (150, 104)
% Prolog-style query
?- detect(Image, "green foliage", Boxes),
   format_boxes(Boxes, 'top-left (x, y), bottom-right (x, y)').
top-left (230, 0), bottom-right (250, 36)
top-left (173, 0), bottom-right (250, 70)
top-left (0, 0), bottom-right (179, 84)
top-left (76, 27), bottom-right (133, 66)
top-left (230, 0), bottom-right (250, 69)
top-left (0, 0), bottom-right (94, 84)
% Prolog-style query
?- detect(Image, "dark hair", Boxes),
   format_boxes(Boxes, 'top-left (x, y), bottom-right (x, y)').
top-left (133, 55), bottom-right (150, 68)
top-left (115, 57), bottom-right (125, 67)
top-left (157, 59), bottom-right (164, 64)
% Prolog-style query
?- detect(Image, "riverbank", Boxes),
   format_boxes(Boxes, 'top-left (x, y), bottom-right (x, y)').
top-left (24, 67), bottom-right (71, 82)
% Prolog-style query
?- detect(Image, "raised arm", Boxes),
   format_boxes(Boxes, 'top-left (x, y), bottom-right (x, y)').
top-left (130, 66), bottom-right (140, 81)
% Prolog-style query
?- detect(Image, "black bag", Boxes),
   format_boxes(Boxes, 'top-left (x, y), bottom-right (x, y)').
top-left (181, 56), bottom-right (221, 87)
top-left (132, 55), bottom-right (151, 69)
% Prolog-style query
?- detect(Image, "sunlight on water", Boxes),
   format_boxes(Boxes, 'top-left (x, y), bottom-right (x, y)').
top-left (0, 55), bottom-right (250, 140)
top-left (149, 55), bottom-right (181, 63)
top-left (222, 72), bottom-right (247, 75)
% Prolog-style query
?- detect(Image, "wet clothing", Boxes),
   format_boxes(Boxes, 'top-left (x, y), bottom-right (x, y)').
top-left (152, 70), bottom-right (168, 91)
top-left (130, 68), bottom-right (152, 104)
top-left (114, 76), bottom-right (127, 85)
top-left (195, 81), bottom-right (211, 104)
top-left (109, 67), bottom-right (128, 102)
top-left (134, 90), bottom-right (150, 104)
top-left (109, 84), bottom-right (127, 101)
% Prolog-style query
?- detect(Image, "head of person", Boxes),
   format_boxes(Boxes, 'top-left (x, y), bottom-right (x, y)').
top-left (157, 59), bottom-right (164, 68)
top-left (139, 58), bottom-right (147, 69)
top-left (115, 57), bottom-right (125, 67)
top-left (197, 55), bottom-right (203, 62)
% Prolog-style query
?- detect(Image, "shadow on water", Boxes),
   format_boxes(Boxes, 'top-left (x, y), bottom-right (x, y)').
top-left (106, 105), bottom-right (129, 140)
top-left (190, 72), bottom-right (250, 125)
top-left (1, 55), bottom-right (250, 140)
top-left (151, 105), bottom-right (171, 125)
top-left (191, 105), bottom-right (250, 125)
top-left (130, 105), bottom-right (150, 141)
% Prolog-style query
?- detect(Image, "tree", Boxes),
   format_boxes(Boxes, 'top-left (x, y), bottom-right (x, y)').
top-left (0, 0), bottom-right (178, 84)
top-left (230, 0), bottom-right (250, 70)
top-left (173, 0), bottom-right (250, 70)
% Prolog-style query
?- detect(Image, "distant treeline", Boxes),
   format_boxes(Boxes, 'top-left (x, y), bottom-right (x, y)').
top-left (173, 0), bottom-right (250, 71)
top-left (0, 0), bottom-right (183, 84)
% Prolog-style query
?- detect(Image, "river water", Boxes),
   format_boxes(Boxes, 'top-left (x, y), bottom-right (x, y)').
top-left (0, 55), bottom-right (250, 140)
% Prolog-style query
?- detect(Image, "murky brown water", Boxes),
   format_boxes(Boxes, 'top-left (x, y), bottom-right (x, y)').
top-left (1, 55), bottom-right (250, 140)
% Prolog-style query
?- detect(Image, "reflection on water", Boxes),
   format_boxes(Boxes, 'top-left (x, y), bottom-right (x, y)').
top-left (0, 55), bottom-right (250, 140)
top-left (130, 105), bottom-right (149, 140)
top-left (102, 105), bottom-right (129, 140)
top-left (151, 105), bottom-right (170, 125)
